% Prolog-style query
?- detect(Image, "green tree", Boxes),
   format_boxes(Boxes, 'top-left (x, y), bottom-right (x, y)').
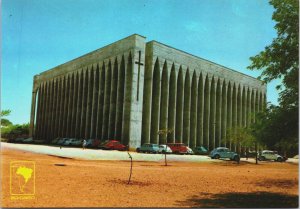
top-left (1, 109), bottom-right (12, 127)
top-left (247, 0), bottom-right (298, 155)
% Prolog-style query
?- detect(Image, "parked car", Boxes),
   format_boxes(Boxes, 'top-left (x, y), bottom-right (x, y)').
top-left (258, 150), bottom-right (287, 162)
top-left (167, 143), bottom-right (190, 154)
top-left (136, 143), bottom-right (160, 153)
top-left (193, 146), bottom-right (208, 155)
top-left (186, 147), bottom-right (194, 155)
top-left (158, 145), bottom-right (172, 154)
top-left (70, 139), bottom-right (82, 146)
top-left (99, 140), bottom-right (127, 151)
top-left (22, 138), bottom-right (33, 143)
top-left (15, 138), bottom-right (25, 143)
top-left (57, 138), bottom-right (68, 145)
top-left (86, 139), bottom-right (101, 148)
top-left (51, 138), bottom-right (61, 144)
top-left (209, 147), bottom-right (240, 162)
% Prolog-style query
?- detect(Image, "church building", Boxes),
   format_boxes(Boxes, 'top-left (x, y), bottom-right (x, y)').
top-left (29, 34), bottom-right (266, 150)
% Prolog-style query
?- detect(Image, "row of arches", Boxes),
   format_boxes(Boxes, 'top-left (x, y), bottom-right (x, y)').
top-left (34, 52), bottom-right (133, 144)
top-left (142, 58), bottom-right (266, 150)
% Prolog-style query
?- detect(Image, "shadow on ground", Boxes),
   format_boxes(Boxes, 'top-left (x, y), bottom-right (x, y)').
top-left (176, 191), bottom-right (298, 208)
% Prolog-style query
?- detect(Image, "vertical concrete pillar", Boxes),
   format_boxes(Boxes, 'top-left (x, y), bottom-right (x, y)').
top-left (108, 58), bottom-right (119, 139)
top-left (189, 71), bottom-right (197, 148)
top-left (183, 69), bottom-right (191, 146)
top-left (91, 66), bottom-right (99, 139)
top-left (29, 76), bottom-right (38, 138)
top-left (150, 58), bottom-right (161, 144)
top-left (80, 69), bottom-right (89, 138)
top-left (242, 87), bottom-right (247, 127)
top-left (66, 74), bottom-right (74, 137)
top-left (159, 61), bottom-right (169, 144)
top-left (203, 75), bottom-right (211, 149)
top-left (62, 76), bottom-right (70, 137)
top-left (71, 73), bottom-right (78, 137)
top-left (237, 85), bottom-right (242, 127)
top-left (115, 56), bottom-right (125, 141)
top-left (209, 77), bottom-right (216, 150)
top-left (75, 71), bottom-right (84, 138)
top-left (246, 88), bottom-right (251, 127)
top-left (141, 50), bottom-right (153, 144)
top-left (102, 62), bottom-right (112, 140)
top-left (252, 90), bottom-right (256, 123)
top-left (221, 81), bottom-right (227, 146)
top-left (232, 83), bottom-right (238, 151)
top-left (167, 64), bottom-right (176, 143)
top-left (57, 77), bottom-right (65, 138)
top-left (96, 63), bottom-right (105, 139)
top-left (197, 73), bottom-right (204, 146)
top-left (46, 79), bottom-right (54, 142)
top-left (85, 68), bottom-right (94, 139)
top-left (226, 83), bottom-right (232, 150)
top-left (215, 79), bottom-right (222, 148)
top-left (35, 84), bottom-right (43, 139)
top-left (53, 78), bottom-right (61, 139)
top-left (175, 67), bottom-right (184, 143)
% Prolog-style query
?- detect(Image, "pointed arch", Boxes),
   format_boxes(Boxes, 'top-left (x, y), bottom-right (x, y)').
top-left (108, 57), bottom-right (119, 139)
top-left (159, 61), bottom-right (169, 144)
top-left (167, 64), bottom-right (176, 143)
top-left (122, 52), bottom-right (133, 146)
top-left (116, 55), bottom-right (125, 141)
top-left (183, 69), bottom-right (191, 146)
top-left (221, 80), bottom-right (227, 146)
top-left (197, 73), bottom-right (204, 146)
top-left (190, 71), bottom-right (197, 148)
top-left (209, 77), bottom-right (216, 150)
top-left (175, 67), bottom-right (184, 143)
top-left (150, 58), bottom-right (161, 144)
top-left (215, 79), bottom-right (222, 148)
top-left (203, 75), bottom-right (210, 149)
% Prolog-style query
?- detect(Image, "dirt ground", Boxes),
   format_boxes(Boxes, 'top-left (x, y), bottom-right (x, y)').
top-left (1, 147), bottom-right (298, 208)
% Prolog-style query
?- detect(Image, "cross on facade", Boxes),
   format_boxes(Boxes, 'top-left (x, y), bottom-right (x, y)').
top-left (135, 50), bottom-right (143, 101)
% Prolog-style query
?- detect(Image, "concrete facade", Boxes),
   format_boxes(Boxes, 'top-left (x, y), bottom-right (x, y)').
top-left (30, 34), bottom-right (266, 150)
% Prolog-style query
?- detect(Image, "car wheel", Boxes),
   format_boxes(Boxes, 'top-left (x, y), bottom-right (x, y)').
top-left (259, 156), bottom-right (265, 161)
top-left (214, 154), bottom-right (220, 159)
top-left (233, 155), bottom-right (240, 162)
top-left (277, 157), bottom-right (283, 162)
top-left (136, 148), bottom-right (140, 153)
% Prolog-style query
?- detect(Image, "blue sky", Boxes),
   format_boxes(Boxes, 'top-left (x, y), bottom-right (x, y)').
top-left (2, 0), bottom-right (279, 124)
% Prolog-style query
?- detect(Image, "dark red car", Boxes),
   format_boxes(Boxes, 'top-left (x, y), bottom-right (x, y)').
top-left (167, 143), bottom-right (190, 154)
top-left (99, 140), bottom-right (127, 151)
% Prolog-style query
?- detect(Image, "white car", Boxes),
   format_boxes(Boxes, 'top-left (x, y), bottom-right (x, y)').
top-left (158, 145), bottom-right (172, 154)
top-left (259, 150), bottom-right (286, 162)
top-left (187, 147), bottom-right (194, 155)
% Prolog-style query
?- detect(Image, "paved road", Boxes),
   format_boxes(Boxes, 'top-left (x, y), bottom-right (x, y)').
top-left (1, 142), bottom-right (298, 164)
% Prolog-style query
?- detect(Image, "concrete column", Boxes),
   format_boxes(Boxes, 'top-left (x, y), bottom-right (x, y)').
top-left (246, 88), bottom-right (251, 127)
top-left (66, 74), bottom-right (74, 137)
top-left (215, 80), bottom-right (222, 148)
top-left (189, 71), bottom-right (197, 148)
top-left (96, 63), bottom-right (105, 139)
top-left (197, 74), bottom-right (204, 146)
top-left (175, 67), bottom-right (184, 143)
top-left (150, 58), bottom-right (161, 144)
top-left (35, 84), bottom-right (42, 139)
top-left (209, 77), bottom-right (216, 150)
top-left (243, 87), bottom-right (247, 127)
top-left (141, 52), bottom-right (153, 144)
top-left (203, 76), bottom-right (211, 149)
top-left (80, 69), bottom-right (89, 138)
top-left (29, 76), bottom-right (38, 138)
top-left (90, 66), bottom-right (99, 139)
top-left (159, 61), bottom-right (169, 144)
top-left (53, 78), bottom-right (60, 139)
top-left (102, 61), bottom-right (112, 140)
top-left (183, 69), bottom-right (191, 146)
top-left (237, 85), bottom-right (242, 127)
top-left (108, 58), bottom-right (119, 139)
top-left (57, 77), bottom-right (65, 138)
top-left (232, 83), bottom-right (238, 152)
top-left (46, 80), bottom-right (54, 142)
top-left (221, 81), bottom-right (227, 147)
top-left (115, 56), bottom-right (125, 141)
top-left (167, 65), bottom-right (176, 143)
top-left (226, 83), bottom-right (232, 150)
top-left (62, 75), bottom-right (70, 137)
top-left (252, 90), bottom-right (256, 123)
top-left (75, 71), bottom-right (84, 138)
top-left (71, 73), bottom-right (78, 137)
top-left (256, 90), bottom-right (260, 113)
top-left (85, 68), bottom-right (94, 139)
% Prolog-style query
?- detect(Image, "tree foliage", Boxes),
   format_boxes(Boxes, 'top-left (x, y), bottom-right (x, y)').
top-left (1, 123), bottom-right (30, 139)
top-left (1, 109), bottom-right (12, 127)
top-left (1, 109), bottom-right (11, 117)
top-left (247, 0), bottom-right (299, 155)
